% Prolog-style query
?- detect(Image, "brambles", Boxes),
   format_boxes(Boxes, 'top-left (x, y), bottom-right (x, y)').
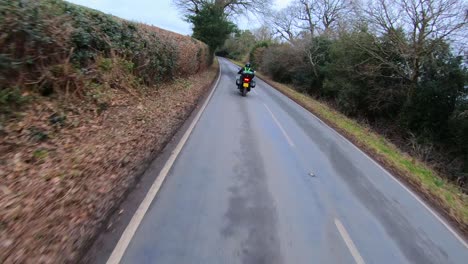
top-left (0, 0), bottom-right (210, 115)
top-left (0, 87), bottom-right (28, 114)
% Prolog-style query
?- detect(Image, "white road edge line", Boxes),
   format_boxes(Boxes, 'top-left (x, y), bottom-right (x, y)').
top-left (313, 112), bottom-right (468, 249)
top-left (257, 77), bottom-right (468, 249)
top-left (227, 60), bottom-right (467, 248)
top-left (335, 218), bottom-right (366, 264)
top-left (225, 60), bottom-right (467, 248)
top-left (106, 59), bottom-right (223, 264)
top-left (263, 103), bottom-right (295, 147)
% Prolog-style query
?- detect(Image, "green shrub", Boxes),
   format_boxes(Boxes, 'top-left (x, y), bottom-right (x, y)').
top-left (0, 87), bottom-right (28, 114)
top-left (187, 3), bottom-right (236, 53)
top-left (400, 45), bottom-right (465, 141)
top-left (258, 27), bottom-right (467, 185)
top-left (261, 44), bottom-right (300, 83)
top-left (449, 100), bottom-right (468, 159)
top-left (0, 0), bottom-right (210, 113)
top-left (98, 58), bottom-right (113, 72)
top-left (249, 41), bottom-right (269, 69)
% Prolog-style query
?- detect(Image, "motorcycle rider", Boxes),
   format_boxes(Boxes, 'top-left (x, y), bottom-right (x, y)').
top-left (238, 62), bottom-right (254, 76)
top-left (237, 62), bottom-right (255, 89)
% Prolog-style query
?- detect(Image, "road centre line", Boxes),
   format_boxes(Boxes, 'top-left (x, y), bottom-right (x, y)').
top-left (335, 218), bottom-right (366, 264)
top-left (263, 103), bottom-right (295, 147)
top-left (228, 60), bottom-right (467, 248)
top-left (254, 70), bottom-right (468, 249)
top-left (322, 117), bottom-right (468, 248)
top-left (106, 59), bottom-right (223, 264)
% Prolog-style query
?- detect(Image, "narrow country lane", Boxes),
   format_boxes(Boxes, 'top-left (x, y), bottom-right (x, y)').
top-left (106, 58), bottom-right (468, 264)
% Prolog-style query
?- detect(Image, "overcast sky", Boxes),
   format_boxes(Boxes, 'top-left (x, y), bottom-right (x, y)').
top-left (66, 0), bottom-right (292, 35)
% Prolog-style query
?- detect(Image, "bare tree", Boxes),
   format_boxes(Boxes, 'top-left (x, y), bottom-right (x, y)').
top-left (173, 0), bottom-right (272, 16)
top-left (296, 0), bottom-right (316, 36)
top-left (363, 0), bottom-right (468, 83)
top-left (252, 25), bottom-right (275, 42)
top-left (318, 0), bottom-right (350, 31)
top-left (293, 0), bottom-right (354, 36)
top-left (268, 5), bottom-right (302, 43)
top-left (266, 0), bottom-right (354, 81)
top-left (265, 0), bottom-right (352, 82)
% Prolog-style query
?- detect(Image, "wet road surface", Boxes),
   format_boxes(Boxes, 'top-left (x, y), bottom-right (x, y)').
top-left (109, 58), bottom-right (468, 264)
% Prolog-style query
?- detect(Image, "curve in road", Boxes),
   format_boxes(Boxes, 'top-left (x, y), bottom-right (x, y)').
top-left (107, 58), bottom-right (468, 264)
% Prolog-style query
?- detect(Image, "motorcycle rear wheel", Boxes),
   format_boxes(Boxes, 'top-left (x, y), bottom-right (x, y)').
top-left (241, 87), bottom-right (247, 97)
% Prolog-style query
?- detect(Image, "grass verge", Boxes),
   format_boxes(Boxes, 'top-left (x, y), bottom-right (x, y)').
top-left (230, 59), bottom-right (468, 236)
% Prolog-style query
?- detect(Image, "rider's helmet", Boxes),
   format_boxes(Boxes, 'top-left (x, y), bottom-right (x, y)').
top-left (245, 62), bottom-right (251, 68)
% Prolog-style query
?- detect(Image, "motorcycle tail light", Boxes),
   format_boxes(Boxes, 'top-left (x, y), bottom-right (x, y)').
top-left (243, 78), bottom-right (250, 82)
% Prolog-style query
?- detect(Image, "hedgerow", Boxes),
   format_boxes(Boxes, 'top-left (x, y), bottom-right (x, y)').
top-left (0, 0), bottom-right (210, 113)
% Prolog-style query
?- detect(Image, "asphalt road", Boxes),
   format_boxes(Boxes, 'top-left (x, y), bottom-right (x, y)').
top-left (111, 58), bottom-right (468, 263)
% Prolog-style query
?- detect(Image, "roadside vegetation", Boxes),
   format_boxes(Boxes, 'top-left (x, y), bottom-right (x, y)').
top-left (1, 0), bottom-right (466, 261)
top-left (244, 66), bottom-right (468, 234)
top-left (0, 0), bottom-right (216, 262)
top-left (0, 0), bottom-right (210, 111)
top-left (226, 0), bottom-right (468, 232)
top-left (186, 3), bottom-right (237, 53)
top-left (174, 0), bottom-right (272, 53)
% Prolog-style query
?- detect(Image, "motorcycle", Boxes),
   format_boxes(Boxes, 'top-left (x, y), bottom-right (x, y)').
top-left (236, 70), bottom-right (256, 96)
